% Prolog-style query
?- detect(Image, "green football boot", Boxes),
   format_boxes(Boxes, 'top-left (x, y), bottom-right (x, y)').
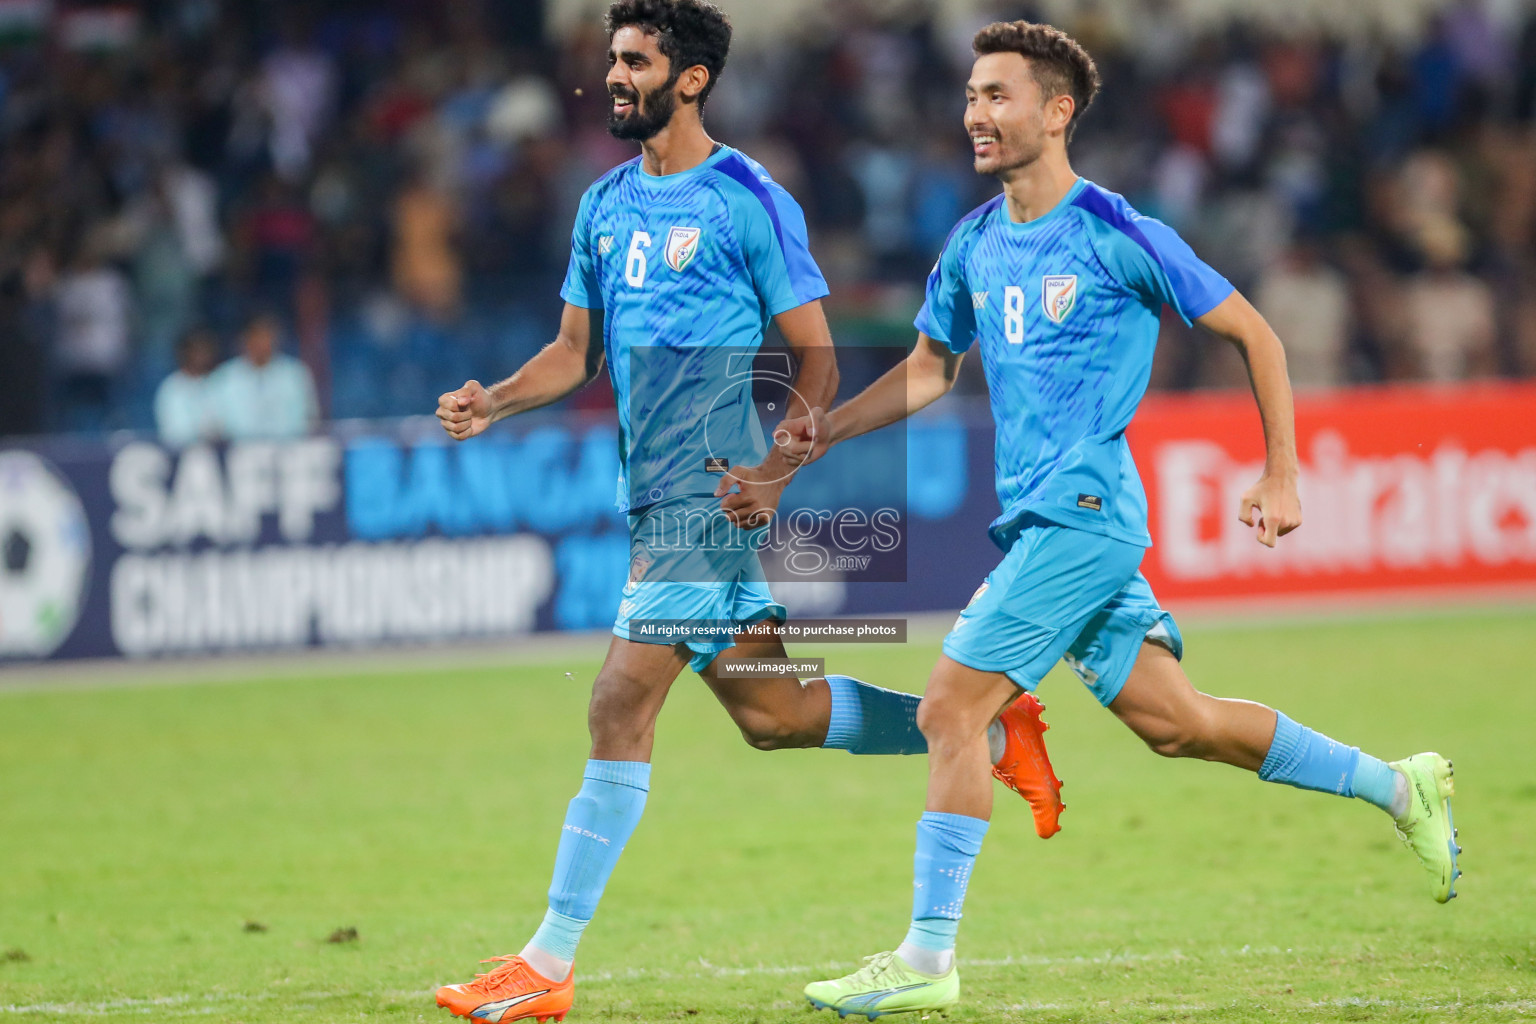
top-left (1389, 752), bottom-right (1461, 903)
top-left (805, 951), bottom-right (959, 1019)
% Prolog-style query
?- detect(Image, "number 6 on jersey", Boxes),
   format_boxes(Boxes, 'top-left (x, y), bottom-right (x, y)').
top-left (625, 231), bottom-right (651, 288)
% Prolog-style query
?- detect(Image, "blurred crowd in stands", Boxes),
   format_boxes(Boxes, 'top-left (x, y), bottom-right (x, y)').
top-left (1, 0), bottom-right (1536, 440)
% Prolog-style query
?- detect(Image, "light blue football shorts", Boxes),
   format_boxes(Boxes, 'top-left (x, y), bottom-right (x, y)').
top-left (611, 495), bottom-right (786, 674)
top-left (941, 513), bottom-right (1183, 706)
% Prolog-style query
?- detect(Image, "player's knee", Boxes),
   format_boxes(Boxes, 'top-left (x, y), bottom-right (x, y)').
top-left (914, 691), bottom-right (943, 740)
top-left (915, 690), bottom-right (970, 750)
top-left (587, 668), bottom-right (657, 746)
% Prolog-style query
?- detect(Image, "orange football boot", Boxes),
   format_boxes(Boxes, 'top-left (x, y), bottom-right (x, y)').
top-left (435, 954), bottom-right (573, 1023)
top-left (992, 692), bottom-right (1066, 838)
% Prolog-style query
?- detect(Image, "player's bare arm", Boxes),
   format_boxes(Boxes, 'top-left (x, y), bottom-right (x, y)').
top-left (1194, 291), bottom-right (1302, 548)
top-left (779, 332), bottom-right (962, 469)
top-left (436, 302), bottom-right (604, 441)
top-left (715, 298), bottom-right (839, 527)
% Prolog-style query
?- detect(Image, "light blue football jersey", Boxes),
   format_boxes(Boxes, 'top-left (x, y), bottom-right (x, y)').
top-left (916, 178), bottom-right (1233, 549)
top-left (561, 145), bottom-right (829, 512)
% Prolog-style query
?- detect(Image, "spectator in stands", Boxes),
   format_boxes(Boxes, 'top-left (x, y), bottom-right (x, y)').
top-left (126, 177), bottom-right (199, 381)
top-left (1404, 220), bottom-right (1498, 381)
top-left (234, 175), bottom-right (317, 309)
top-left (1255, 237), bottom-right (1352, 388)
top-left (53, 237), bottom-right (132, 432)
top-left (212, 311), bottom-right (319, 439)
top-left (1, 2), bottom-right (1535, 438)
top-left (158, 160), bottom-right (225, 279)
top-left (392, 166), bottom-right (462, 320)
top-left (0, 247), bottom-right (51, 437)
top-left (259, 22), bottom-right (337, 180)
top-left (154, 327), bottom-right (223, 446)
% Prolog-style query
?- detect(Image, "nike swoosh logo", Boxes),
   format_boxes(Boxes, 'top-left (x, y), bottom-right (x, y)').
top-left (472, 990), bottom-right (552, 1022)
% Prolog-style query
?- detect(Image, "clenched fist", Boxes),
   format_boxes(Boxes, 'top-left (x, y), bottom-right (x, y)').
top-left (1237, 472), bottom-right (1302, 548)
top-left (437, 380), bottom-right (494, 441)
top-left (775, 406), bottom-right (833, 468)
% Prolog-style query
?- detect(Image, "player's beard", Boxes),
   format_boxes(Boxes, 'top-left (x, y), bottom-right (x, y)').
top-left (608, 77), bottom-right (680, 141)
top-left (977, 121), bottom-right (1046, 178)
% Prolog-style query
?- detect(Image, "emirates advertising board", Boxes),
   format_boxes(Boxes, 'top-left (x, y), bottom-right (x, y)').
top-left (1133, 382), bottom-right (1536, 604)
top-left (1, 383), bottom-right (1533, 664)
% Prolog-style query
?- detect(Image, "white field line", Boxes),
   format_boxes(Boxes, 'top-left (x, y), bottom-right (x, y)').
top-left (0, 630), bottom-right (621, 694)
top-left (5, 598), bottom-right (1536, 696)
top-left (999, 999), bottom-right (1536, 1015)
top-left (9, 946), bottom-right (1529, 1018)
top-left (0, 948), bottom-right (1271, 1015)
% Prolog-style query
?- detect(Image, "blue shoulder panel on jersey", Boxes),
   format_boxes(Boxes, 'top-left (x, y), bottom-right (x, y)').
top-left (712, 153), bottom-right (824, 307)
top-left (561, 156), bottom-right (644, 310)
top-left (583, 155), bottom-right (642, 208)
top-left (913, 195), bottom-right (1000, 350)
top-left (941, 194), bottom-right (1004, 253)
top-left (1071, 184), bottom-right (1232, 322)
top-left (1139, 218), bottom-right (1231, 320)
top-left (1071, 186), bottom-right (1161, 268)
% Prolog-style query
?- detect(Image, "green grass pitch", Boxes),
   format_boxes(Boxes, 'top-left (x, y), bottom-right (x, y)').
top-left (2, 609), bottom-right (1535, 1022)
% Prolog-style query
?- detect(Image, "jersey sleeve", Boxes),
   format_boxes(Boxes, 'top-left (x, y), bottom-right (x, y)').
top-left (914, 230), bottom-right (976, 353)
top-left (1089, 212), bottom-right (1233, 325)
top-left (559, 187), bottom-right (602, 310)
top-left (736, 180), bottom-right (829, 316)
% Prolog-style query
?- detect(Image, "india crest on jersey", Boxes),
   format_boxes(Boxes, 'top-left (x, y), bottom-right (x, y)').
top-left (664, 225), bottom-right (703, 272)
top-left (1041, 275), bottom-right (1078, 324)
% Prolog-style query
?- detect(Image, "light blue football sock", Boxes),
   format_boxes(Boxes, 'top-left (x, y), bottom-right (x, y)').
top-left (822, 675), bottom-right (927, 755)
top-left (529, 759), bottom-right (651, 963)
top-left (903, 916), bottom-right (960, 952)
top-left (1259, 712), bottom-right (1401, 814)
top-left (527, 908), bottom-right (586, 963)
top-left (1350, 755), bottom-right (1404, 816)
top-left (896, 811), bottom-right (989, 975)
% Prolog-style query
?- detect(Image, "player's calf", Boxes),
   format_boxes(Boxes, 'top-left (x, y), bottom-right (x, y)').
top-left (707, 664), bottom-right (930, 755)
top-left (1132, 694), bottom-right (1248, 763)
top-left (1110, 646), bottom-right (1275, 770)
top-left (1110, 642), bottom-right (1462, 900)
top-left (915, 659), bottom-right (1021, 818)
top-left (726, 699), bottom-right (827, 750)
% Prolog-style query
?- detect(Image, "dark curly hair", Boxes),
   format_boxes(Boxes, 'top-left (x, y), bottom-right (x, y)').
top-left (606, 0), bottom-right (732, 107)
top-left (973, 21), bottom-right (1100, 142)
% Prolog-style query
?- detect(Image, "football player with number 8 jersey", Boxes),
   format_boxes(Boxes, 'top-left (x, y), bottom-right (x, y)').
top-left (790, 19), bottom-right (1460, 1019)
